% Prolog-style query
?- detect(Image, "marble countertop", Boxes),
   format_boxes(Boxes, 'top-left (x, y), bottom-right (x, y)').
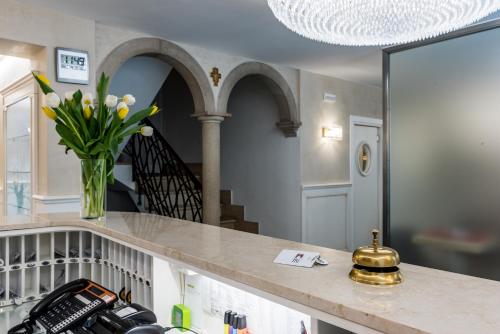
top-left (1, 212), bottom-right (499, 334)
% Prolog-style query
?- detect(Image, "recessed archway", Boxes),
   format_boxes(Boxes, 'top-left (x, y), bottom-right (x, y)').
top-left (217, 62), bottom-right (301, 137)
top-left (98, 37), bottom-right (215, 115)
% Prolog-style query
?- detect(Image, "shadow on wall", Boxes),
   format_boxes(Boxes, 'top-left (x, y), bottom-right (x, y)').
top-left (221, 76), bottom-right (301, 241)
top-left (108, 56), bottom-right (202, 163)
top-left (151, 69), bottom-right (201, 163)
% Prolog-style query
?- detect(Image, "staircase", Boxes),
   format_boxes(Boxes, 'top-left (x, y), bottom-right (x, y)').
top-left (220, 189), bottom-right (259, 233)
top-left (108, 119), bottom-right (258, 234)
top-left (183, 164), bottom-right (259, 233)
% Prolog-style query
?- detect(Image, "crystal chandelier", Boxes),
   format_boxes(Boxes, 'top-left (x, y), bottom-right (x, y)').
top-left (267, 0), bottom-right (500, 46)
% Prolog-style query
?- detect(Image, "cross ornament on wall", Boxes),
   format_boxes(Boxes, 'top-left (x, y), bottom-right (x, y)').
top-left (210, 67), bottom-right (221, 87)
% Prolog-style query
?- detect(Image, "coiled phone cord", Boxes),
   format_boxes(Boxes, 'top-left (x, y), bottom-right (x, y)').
top-left (7, 319), bottom-right (34, 334)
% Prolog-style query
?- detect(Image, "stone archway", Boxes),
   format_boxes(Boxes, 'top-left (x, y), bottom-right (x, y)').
top-left (98, 37), bottom-right (215, 115)
top-left (99, 37), bottom-right (224, 226)
top-left (218, 62), bottom-right (301, 137)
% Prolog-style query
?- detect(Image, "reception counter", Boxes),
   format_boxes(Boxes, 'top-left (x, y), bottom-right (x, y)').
top-left (0, 212), bottom-right (499, 334)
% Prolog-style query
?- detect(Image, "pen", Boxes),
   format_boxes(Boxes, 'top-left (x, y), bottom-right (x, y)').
top-left (237, 315), bottom-right (247, 334)
top-left (232, 313), bottom-right (238, 334)
top-left (224, 310), bottom-right (232, 334)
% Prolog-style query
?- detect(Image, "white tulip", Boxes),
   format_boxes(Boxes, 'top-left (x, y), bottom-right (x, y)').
top-left (140, 126), bottom-right (154, 137)
top-left (105, 95), bottom-right (118, 108)
top-left (123, 94), bottom-right (136, 106)
top-left (46, 92), bottom-right (61, 108)
top-left (82, 93), bottom-right (93, 106)
top-left (64, 91), bottom-right (75, 101)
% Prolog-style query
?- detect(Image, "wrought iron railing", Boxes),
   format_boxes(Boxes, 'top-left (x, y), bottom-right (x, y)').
top-left (123, 118), bottom-right (203, 223)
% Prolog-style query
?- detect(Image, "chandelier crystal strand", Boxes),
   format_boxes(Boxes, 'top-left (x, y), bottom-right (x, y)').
top-left (267, 0), bottom-right (500, 46)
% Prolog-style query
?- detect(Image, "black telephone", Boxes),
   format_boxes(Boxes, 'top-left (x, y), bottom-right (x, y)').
top-left (8, 279), bottom-right (117, 334)
top-left (81, 303), bottom-right (163, 334)
top-left (8, 279), bottom-right (170, 334)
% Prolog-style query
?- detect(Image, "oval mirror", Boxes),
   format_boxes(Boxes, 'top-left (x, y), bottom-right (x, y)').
top-left (357, 142), bottom-right (372, 176)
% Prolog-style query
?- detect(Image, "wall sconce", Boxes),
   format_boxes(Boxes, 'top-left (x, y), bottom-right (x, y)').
top-left (322, 126), bottom-right (343, 141)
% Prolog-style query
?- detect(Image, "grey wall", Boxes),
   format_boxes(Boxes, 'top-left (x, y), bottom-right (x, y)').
top-left (110, 56), bottom-right (201, 163)
top-left (109, 56), bottom-right (172, 155)
top-left (152, 70), bottom-right (202, 163)
top-left (110, 56), bottom-right (172, 114)
top-left (221, 76), bottom-right (302, 241)
top-left (299, 70), bottom-right (382, 185)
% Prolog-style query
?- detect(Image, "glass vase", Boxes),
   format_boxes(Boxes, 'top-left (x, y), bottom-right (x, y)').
top-left (80, 159), bottom-right (107, 220)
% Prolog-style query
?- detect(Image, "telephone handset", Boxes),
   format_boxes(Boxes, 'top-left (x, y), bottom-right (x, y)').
top-left (83, 303), bottom-right (163, 334)
top-left (8, 279), bottom-right (117, 334)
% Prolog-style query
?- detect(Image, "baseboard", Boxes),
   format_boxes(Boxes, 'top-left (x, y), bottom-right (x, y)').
top-left (32, 194), bottom-right (80, 213)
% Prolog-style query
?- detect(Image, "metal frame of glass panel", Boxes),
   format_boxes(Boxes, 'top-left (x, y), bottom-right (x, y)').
top-left (383, 18), bottom-right (500, 246)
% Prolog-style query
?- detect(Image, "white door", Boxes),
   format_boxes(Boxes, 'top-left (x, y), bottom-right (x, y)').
top-left (351, 123), bottom-right (381, 248)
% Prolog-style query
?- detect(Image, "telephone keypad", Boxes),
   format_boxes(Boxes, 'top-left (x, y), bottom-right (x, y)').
top-left (38, 295), bottom-right (104, 334)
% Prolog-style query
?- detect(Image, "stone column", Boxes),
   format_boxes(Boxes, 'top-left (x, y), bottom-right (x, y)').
top-left (198, 115), bottom-right (225, 226)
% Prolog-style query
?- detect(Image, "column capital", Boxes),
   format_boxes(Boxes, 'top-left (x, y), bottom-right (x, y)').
top-left (192, 113), bottom-right (231, 123)
top-left (276, 120), bottom-right (302, 137)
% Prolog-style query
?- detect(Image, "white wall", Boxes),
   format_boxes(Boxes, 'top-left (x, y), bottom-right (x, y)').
top-left (0, 0), bottom-right (96, 197)
top-left (0, 56), bottom-right (32, 91)
top-left (221, 77), bottom-right (302, 241)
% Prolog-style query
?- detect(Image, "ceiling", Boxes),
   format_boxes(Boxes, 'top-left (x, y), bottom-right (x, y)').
top-left (17, 0), bottom-right (382, 86)
top-left (16, 0), bottom-right (500, 87)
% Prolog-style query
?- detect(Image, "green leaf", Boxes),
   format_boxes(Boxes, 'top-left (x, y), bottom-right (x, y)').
top-left (55, 124), bottom-right (87, 157)
top-left (111, 139), bottom-right (119, 155)
top-left (52, 106), bottom-right (85, 147)
top-left (122, 106), bottom-right (153, 129)
top-left (89, 117), bottom-right (99, 137)
top-left (71, 101), bottom-right (90, 141)
top-left (96, 73), bottom-right (110, 134)
top-left (89, 142), bottom-right (107, 155)
top-left (85, 138), bottom-right (101, 148)
top-left (73, 90), bottom-right (83, 105)
top-left (32, 71), bottom-right (54, 94)
top-left (118, 124), bottom-right (142, 139)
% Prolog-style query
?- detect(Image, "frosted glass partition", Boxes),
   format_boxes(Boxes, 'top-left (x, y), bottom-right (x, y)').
top-left (5, 97), bottom-right (31, 216)
top-left (387, 25), bottom-right (500, 281)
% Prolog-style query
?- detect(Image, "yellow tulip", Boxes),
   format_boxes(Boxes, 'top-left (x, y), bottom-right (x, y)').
top-left (83, 105), bottom-right (92, 120)
top-left (149, 105), bottom-right (159, 116)
top-left (42, 106), bottom-right (57, 120)
top-left (36, 73), bottom-right (50, 86)
top-left (117, 102), bottom-right (129, 120)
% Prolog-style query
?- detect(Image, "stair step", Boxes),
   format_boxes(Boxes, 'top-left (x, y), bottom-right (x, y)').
top-left (220, 218), bottom-right (237, 230)
top-left (242, 221), bottom-right (259, 234)
top-left (220, 190), bottom-right (232, 205)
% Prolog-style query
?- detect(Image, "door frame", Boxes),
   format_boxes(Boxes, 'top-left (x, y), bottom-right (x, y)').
top-left (0, 74), bottom-right (38, 215)
top-left (349, 116), bottom-right (383, 243)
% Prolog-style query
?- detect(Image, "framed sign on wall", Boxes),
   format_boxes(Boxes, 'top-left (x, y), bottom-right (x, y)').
top-left (55, 47), bottom-right (90, 85)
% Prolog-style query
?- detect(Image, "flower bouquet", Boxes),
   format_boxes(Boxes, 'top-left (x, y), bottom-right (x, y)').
top-left (33, 72), bottom-right (159, 219)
